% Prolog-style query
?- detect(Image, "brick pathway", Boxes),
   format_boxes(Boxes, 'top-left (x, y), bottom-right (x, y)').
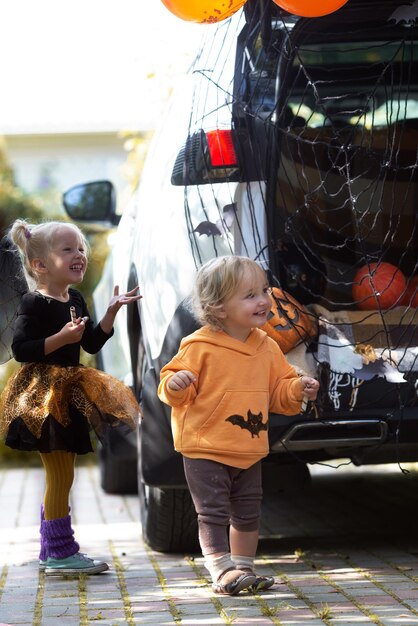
top-left (2, 461), bottom-right (418, 625)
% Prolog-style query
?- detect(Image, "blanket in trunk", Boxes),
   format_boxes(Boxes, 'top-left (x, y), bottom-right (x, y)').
top-left (310, 305), bottom-right (418, 411)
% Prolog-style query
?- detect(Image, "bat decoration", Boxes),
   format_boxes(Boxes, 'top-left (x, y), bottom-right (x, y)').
top-left (0, 235), bottom-right (28, 364)
top-left (389, 1), bottom-right (418, 24)
top-left (194, 203), bottom-right (237, 237)
top-left (194, 221), bottom-right (222, 237)
top-left (226, 409), bottom-right (268, 438)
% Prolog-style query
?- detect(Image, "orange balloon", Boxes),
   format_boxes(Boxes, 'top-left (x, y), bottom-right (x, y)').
top-left (160, 0), bottom-right (247, 23)
top-left (272, 0), bottom-right (349, 17)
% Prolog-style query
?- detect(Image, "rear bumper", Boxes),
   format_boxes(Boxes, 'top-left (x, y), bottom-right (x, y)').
top-left (268, 407), bottom-right (418, 464)
top-left (271, 418), bottom-right (388, 452)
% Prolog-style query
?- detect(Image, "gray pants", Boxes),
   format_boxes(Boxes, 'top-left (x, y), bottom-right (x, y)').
top-left (183, 457), bottom-right (262, 556)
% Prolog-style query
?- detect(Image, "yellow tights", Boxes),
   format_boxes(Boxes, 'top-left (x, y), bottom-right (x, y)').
top-left (39, 451), bottom-right (76, 520)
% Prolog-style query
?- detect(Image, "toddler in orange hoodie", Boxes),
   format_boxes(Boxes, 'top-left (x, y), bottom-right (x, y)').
top-left (158, 256), bottom-right (319, 595)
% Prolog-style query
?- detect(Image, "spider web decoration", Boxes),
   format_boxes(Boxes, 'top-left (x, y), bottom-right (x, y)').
top-left (178, 0), bottom-right (418, 453)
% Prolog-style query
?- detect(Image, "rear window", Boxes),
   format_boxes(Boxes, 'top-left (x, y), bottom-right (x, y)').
top-left (271, 24), bottom-right (418, 307)
top-left (295, 40), bottom-right (417, 66)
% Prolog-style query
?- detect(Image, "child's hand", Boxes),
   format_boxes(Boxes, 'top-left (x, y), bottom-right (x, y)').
top-left (99, 286), bottom-right (142, 335)
top-left (300, 376), bottom-right (319, 401)
top-left (58, 319), bottom-right (87, 345)
top-left (168, 370), bottom-right (196, 391)
top-left (45, 315), bottom-right (89, 355)
top-left (107, 286), bottom-right (142, 315)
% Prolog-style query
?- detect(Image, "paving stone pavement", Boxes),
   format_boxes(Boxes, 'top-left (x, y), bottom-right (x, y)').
top-left (2, 461), bottom-right (418, 625)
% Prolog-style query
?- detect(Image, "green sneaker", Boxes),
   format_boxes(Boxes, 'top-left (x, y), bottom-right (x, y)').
top-left (39, 552), bottom-right (85, 571)
top-left (44, 553), bottom-right (109, 576)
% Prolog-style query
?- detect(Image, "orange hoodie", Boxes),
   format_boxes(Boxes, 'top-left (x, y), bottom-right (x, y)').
top-left (158, 326), bottom-right (303, 469)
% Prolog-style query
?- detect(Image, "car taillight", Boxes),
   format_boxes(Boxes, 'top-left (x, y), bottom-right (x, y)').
top-left (171, 128), bottom-right (240, 186)
top-left (206, 129), bottom-right (238, 168)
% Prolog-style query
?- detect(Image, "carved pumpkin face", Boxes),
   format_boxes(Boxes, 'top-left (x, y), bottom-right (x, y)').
top-left (261, 287), bottom-right (316, 353)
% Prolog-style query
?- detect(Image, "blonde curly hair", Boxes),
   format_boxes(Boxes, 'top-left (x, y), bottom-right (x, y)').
top-left (192, 255), bottom-right (267, 330)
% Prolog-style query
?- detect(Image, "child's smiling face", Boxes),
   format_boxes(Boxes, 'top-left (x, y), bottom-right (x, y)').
top-left (218, 266), bottom-right (272, 341)
top-left (44, 226), bottom-right (88, 286)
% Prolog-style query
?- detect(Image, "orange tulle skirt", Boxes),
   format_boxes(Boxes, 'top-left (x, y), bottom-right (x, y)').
top-left (0, 362), bottom-right (140, 441)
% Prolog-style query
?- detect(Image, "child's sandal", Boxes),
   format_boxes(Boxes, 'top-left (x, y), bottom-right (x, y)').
top-left (241, 568), bottom-right (275, 592)
top-left (251, 575), bottom-right (275, 592)
top-left (212, 568), bottom-right (256, 595)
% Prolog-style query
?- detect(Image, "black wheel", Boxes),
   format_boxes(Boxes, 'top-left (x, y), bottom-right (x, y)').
top-left (137, 415), bottom-right (199, 553)
top-left (98, 427), bottom-right (138, 495)
top-left (139, 481), bottom-right (200, 553)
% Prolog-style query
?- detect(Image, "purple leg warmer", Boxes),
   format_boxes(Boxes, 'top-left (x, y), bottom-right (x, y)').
top-left (39, 504), bottom-right (47, 561)
top-left (42, 515), bottom-right (80, 560)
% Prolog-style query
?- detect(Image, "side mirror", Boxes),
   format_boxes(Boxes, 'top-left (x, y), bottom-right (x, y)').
top-left (62, 180), bottom-right (119, 226)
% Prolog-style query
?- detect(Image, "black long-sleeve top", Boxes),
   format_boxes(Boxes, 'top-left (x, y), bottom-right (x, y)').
top-left (12, 288), bottom-right (113, 366)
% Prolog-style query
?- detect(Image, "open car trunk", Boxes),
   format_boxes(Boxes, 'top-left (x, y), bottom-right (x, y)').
top-left (266, 1), bottom-right (418, 419)
top-left (224, 0), bottom-right (417, 459)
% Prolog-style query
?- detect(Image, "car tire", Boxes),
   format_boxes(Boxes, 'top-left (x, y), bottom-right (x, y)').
top-left (139, 482), bottom-right (200, 554)
top-left (98, 428), bottom-right (138, 495)
top-left (137, 358), bottom-right (199, 553)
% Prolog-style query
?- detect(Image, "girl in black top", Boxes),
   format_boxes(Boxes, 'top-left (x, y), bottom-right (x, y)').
top-left (0, 218), bottom-right (141, 576)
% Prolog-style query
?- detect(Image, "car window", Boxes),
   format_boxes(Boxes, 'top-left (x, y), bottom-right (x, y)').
top-left (272, 26), bottom-right (418, 306)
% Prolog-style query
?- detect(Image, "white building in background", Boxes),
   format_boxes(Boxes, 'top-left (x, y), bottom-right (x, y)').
top-left (0, 71), bottom-right (164, 211)
top-left (3, 128), bottom-right (137, 211)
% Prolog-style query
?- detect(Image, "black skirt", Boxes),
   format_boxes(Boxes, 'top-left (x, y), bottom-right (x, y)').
top-left (5, 406), bottom-right (94, 454)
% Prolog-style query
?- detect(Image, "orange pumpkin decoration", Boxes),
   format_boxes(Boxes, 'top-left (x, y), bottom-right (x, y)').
top-left (261, 287), bottom-right (316, 353)
top-left (402, 275), bottom-right (418, 308)
top-left (352, 262), bottom-right (406, 310)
